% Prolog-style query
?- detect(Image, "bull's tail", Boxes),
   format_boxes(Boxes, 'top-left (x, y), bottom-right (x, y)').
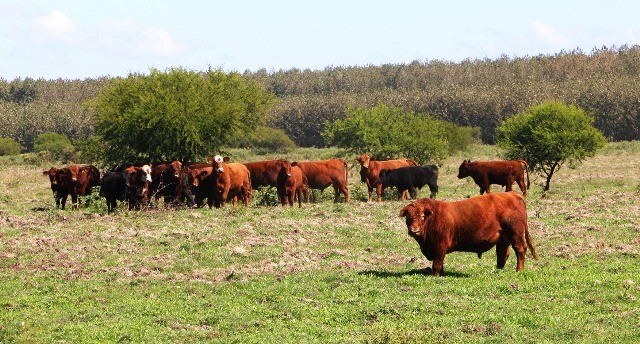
top-left (525, 222), bottom-right (538, 260)
top-left (520, 160), bottom-right (530, 189)
top-left (342, 159), bottom-right (349, 184)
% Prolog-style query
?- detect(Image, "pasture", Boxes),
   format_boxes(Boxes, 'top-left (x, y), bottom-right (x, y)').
top-left (1, 144), bottom-right (639, 343)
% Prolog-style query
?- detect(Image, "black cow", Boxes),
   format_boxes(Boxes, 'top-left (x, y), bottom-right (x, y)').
top-left (378, 165), bottom-right (439, 200)
top-left (99, 171), bottom-right (131, 213)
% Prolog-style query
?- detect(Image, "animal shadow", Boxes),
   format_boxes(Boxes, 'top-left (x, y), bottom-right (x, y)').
top-left (359, 268), bottom-right (469, 278)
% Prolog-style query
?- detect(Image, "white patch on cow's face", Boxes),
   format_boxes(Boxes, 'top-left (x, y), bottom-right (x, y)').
top-left (214, 155), bottom-right (223, 163)
top-left (142, 165), bottom-right (153, 182)
top-left (213, 155), bottom-right (224, 173)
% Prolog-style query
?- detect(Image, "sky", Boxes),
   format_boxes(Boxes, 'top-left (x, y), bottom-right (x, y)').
top-left (1, 0), bottom-right (639, 80)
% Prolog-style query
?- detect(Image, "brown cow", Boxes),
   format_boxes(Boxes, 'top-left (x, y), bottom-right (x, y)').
top-left (209, 155), bottom-right (252, 208)
top-left (43, 167), bottom-right (63, 208)
top-left (399, 192), bottom-right (538, 277)
top-left (457, 160), bottom-right (530, 196)
top-left (185, 163), bottom-right (214, 208)
top-left (149, 160), bottom-right (183, 206)
top-left (73, 165), bottom-right (101, 208)
top-left (292, 159), bottom-right (349, 203)
top-left (124, 164), bottom-right (153, 210)
top-left (243, 160), bottom-right (287, 189)
top-left (355, 154), bottom-right (418, 202)
top-left (276, 160), bottom-right (308, 207)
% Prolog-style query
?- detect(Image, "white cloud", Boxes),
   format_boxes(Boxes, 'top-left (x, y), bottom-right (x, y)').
top-left (34, 10), bottom-right (78, 41)
top-left (531, 20), bottom-right (569, 46)
top-left (142, 27), bottom-right (186, 56)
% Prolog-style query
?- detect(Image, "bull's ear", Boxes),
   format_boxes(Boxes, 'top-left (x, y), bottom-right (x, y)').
top-left (291, 161), bottom-right (298, 166)
top-left (207, 157), bottom-right (214, 163)
top-left (42, 170), bottom-right (49, 175)
top-left (223, 157), bottom-right (230, 162)
top-left (399, 206), bottom-right (408, 217)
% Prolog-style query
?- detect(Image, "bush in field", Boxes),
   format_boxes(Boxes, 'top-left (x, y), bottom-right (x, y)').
top-left (89, 68), bottom-right (274, 165)
top-left (74, 135), bottom-right (106, 165)
top-left (230, 126), bottom-right (296, 154)
top-left (496, 100), bottom-right (607, 191)
top-left (322, 104), bottom-right (473, 164)
top-left (0, 137), bottom-right (21, 156)
top-left (33, 132), bottom-right (75, 162)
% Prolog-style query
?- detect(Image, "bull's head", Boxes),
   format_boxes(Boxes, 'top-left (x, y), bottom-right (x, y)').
top-left (43, 167), bottom-right (60, 185)
top-left (279, 160), bottom-right (294, 177)
top-left (68, 165), bottom-right (80, 183)
top-left (399, 199), bottom-right (434, 240)
top-left (170, 161), bottom-right (183, 179)
top-left (142, 164), bottom-right (153, 183)
top-left (355, 154), bottom-right (371, 169)
top-left (457, 160), bottom-right (471, 179)
top-left (209, 155), bottom-right (229, 174)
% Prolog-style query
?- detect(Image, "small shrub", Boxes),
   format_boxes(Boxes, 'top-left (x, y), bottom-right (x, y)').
top-left (232, 126), bottom-right (297, 154)
top-left (0, 137), bottom-right (21, 156)
top-left (33, 132), bottom-right (75, 162)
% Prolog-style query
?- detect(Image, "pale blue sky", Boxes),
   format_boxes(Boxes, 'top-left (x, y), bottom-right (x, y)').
top-left (1, 0), bottom-right (638, 80)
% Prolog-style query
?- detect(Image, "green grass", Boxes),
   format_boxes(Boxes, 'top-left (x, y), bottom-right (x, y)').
top-left (1, 143), bottom-right (639, 343)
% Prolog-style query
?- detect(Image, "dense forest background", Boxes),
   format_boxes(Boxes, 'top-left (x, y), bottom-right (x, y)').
top-left (2, 45), bottom-right (639, 151)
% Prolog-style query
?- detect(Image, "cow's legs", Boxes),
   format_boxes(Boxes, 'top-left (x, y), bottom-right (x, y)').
top-left (496, 240), bottom-right (511, 269)
top-left (516, 180), bottom-right (527, 196)
top-left (510, 233), bottom-right (527, 272)
top-left (408, 187), bottom-right (418, 200)
top-left (432, 251), bottom-right (446, 277)
top-left (428, 185), bottom-right (438, 199)
top-left (376, 184), bottom-right (383, 202)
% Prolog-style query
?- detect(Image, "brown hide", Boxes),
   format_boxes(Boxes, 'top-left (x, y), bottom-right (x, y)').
top-left (292, 159), bottom-right (349, 203)
top-left (210, 156), bottom-right (252, 208)
top-left (75, 165), bottom-right (101, 197)
top-left (276, 161), bottom-right (308, 207)
top-left (185, 163), bottom-right (214, 207)
top-left (457, 160), bottom-right (530, 196)
top-left (355, 154), bottom-right (417, 202)
top-left (399, 192), bottom-right (538, 276)
top-left (243, 160), bottom-right (287, 189)
top-left (150, 161), bottom-right (183, 205)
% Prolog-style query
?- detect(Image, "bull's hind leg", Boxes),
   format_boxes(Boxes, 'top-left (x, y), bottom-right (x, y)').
top-left (509, 232), bottom-right (527, 272)
top-left (496, 240), bottom-right (511, 269)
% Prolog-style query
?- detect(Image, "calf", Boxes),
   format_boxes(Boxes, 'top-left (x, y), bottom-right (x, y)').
top-left (355, 154), bottom-right (418, 202)
top-left (124, 164), bottom-right (153, 210)
top-left (276, 160), bottom-right (308, 207)
top-left (210, 155), bottom-right (252, 208)
top-left (399, 192), bottom-right (538, 276)
top-left (378, 165), bottom-right (439, 200)
top-left (292, 159), bottom-right (349, 203)
top-left (457, 159), bottom-right (530, 196)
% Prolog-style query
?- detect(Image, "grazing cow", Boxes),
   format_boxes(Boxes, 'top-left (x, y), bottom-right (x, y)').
top-left (149, 160), bottom-right (183, 206)
top-left (457, 160), bottom-right (530, 196)
top-left (276, 160), bottom-right (308, 207)
top-left (399, 192), bottom-right (538, 277)
top-left (185, 163), bottom-right (214, 208)
top-left (100, 170), bottom-right (131, 213)
top-left (209, 155), bottom-right (252, 208)
top-left (378, 165), bottom-right (439, 200)
top-left (355, 154), bottom-right (418, 202)
top-left (292, 159), bottom-right (349, 203)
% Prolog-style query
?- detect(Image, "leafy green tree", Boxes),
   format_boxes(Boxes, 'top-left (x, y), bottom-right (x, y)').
top-left (323, 104), bottom-right (471, 164)
top-left (0, 137), bottom-right (21, 156)
top-left (33, 132), bottom-right (75, 162)
top-left (90, 68), bottom-right (274, 164)
top-left (496, 100), bottom-right (607, 192)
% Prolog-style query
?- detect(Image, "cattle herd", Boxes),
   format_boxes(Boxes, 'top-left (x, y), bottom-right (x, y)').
top-left (43, 154), bottom-right (536, 276)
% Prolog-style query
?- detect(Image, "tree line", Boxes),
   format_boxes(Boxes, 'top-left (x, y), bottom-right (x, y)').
top-left (1, 45), bottom-right (639, 152)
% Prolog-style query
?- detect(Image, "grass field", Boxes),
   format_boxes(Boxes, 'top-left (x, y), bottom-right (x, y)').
top-left (1, 144), bottom-right (639, 343)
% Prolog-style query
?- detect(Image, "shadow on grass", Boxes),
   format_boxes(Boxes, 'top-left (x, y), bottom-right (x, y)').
top-left (358, 268), bottom-right (470, 278)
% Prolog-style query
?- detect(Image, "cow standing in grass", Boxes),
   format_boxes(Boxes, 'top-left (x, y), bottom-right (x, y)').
top-left (399, 192), bottom-right (538, 277)
top-left (457, 160), bottom-right (530, 196)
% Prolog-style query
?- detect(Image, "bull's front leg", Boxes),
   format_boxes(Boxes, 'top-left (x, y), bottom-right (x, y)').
top-left (432, 251), bottom-right (447, 277)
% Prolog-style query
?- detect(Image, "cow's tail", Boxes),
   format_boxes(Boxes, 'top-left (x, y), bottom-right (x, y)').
top-left (525, 221), bottom-right (538, 260)
top-left (520, 160), bottom-right (530, 189)
top-left (342, 159), bottom-right (349, 184)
